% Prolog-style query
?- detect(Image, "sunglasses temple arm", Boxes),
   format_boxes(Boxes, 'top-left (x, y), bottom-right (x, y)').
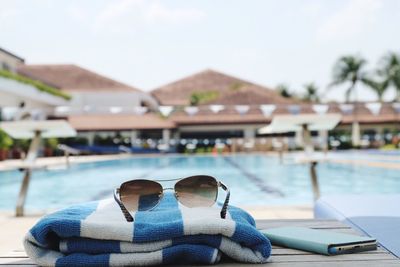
top-left (219, 182), bottom-right (230, 219)
top-left (114, 189), bottom-right (134, 222)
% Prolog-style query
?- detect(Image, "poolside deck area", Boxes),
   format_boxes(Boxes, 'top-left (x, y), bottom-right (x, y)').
top-left (0, 154), bottom-right (134, 172)
top-left (1, 218), bottom-right (399, 266)
top-left (1, 150), bottom-right (399, 172)
top-left (0, 152), bottom-right (400, 266)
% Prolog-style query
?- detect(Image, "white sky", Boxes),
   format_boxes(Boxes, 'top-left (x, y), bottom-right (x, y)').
top-left (1, 0), bottom-right (399, 102)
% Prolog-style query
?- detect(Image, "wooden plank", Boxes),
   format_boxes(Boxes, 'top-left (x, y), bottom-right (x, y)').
top-left (2, 250), bottom-right (396, 265)
top-left (267, 227), bottom-right (363, 236)
top-left (193, 260), bottom-right (400, 267)
top-left (2, 258), bottom-right (400, 267)
top-left (270, 247), bottom-right (388, 255)
top-left (0, 258), bottom-right (35, 265)
top-left (0, 246), bottom-right (388, 258)
top-left (256, 219), bottom-right (350, 229)
top-left (270, 253), bottom-right (396, 262)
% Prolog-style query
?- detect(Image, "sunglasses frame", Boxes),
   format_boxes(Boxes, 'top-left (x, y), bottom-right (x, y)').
top-left (114, 175), bottom-right (230, 222)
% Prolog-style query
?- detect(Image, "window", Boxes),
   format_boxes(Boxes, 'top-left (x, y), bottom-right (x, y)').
top-left (1, 62), bottom-right (11, 71)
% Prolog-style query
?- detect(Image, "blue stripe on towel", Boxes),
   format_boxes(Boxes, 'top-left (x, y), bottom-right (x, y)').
top-left (162, 244), bottom-right (217, 265)
top-left (133, 193), bottom-right (184, 242)
top-left (172, 235), bottom-right (222, 248)
top-left (229, 206), bottom-right (272, 258)
top-left (62, 238), bottom-right (121, 254)
top-left (56, 253), bottom-right (110, 267)
top-left (229, 205), bottom-right (256, 226)
top-left (30, 202), bottom-right (98, 246)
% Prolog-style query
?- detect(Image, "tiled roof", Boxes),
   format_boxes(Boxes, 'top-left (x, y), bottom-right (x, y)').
top-left (68, 114), bottom-right (175, 131)
top-left (64, 102), bottom-right (399, 131)
top-left (151, 69), bottom-right (295, 105)
top-left (171, 114), bottom-right (270, 125)
top-left (168, 102), bottom-right (400, 126)
top-left (206, 85), bottom-right (295, 105)
top-left (17, 64), bottom-right (141, 92)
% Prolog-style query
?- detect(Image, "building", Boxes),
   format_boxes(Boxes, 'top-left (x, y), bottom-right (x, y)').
top-left (1, 46), bottom-right (399, 153)
top-left (0, 47), bottom-right (24, 72)
top-left (0, 48), bottom-right (68, 121)
top-left (16, 64), bottom-right (166, 146)
top-left (152, 69), bottom-right (297, 142)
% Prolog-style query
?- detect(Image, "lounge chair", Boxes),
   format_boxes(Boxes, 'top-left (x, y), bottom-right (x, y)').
top-left (314, 194), bottom-right (400, 257)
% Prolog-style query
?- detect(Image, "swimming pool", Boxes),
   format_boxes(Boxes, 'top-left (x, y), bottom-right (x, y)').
top-left (0, 152), bottom-right (399, 212)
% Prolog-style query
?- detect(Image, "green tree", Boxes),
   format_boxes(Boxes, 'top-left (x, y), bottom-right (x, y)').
top-left (189, 91), bottom-right (219, 105)
top-left (302, 83), bottom-right (320, 102)
top-left (0, 129), bottom-right (13, 149)
top-left (329, 55), bottom-right (368, 102)
top-left (378, 52), bottom-right (400, 101)
top-left (363, 78), bottom-right (389, 102)
top-left (276, 84), bottom-right (292, 98)
top-left (329, 55), bottom-right (368, 148)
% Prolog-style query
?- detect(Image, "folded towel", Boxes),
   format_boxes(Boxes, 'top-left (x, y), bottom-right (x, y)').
top-left (24, 193), bottom-right (271, 266)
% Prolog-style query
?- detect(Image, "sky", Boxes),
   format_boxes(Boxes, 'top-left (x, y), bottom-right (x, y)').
top-left (1, 0), bottom-right (399, 102)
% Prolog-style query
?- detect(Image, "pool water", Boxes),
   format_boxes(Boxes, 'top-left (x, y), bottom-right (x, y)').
top-left (0, 153), bottom-right (399, 212)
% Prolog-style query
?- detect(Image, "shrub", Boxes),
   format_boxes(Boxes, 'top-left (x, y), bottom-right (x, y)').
top-left (44, 138), bottom-right (59, 149)
top-left (190, 90), bottom-right (219, 105)
top-left (0, 70), bottom-right (71, 100)
top-left (0, 129), bottom-right (13, 149)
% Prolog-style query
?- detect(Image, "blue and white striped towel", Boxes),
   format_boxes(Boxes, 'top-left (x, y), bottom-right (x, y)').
top-left (24, 193), bottom-right (271, 266)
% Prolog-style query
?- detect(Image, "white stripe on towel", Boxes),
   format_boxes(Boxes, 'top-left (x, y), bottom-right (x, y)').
top-left (119, 240), bottom-right (172, 253)
top-left (219, 236), bottom-right (268, 263)
top-left (180, 205), bottom-right (236, 237)
top-left (109, 250), bottom-right (163, 266)
top-left (81, 198), bottom-right (134, 242)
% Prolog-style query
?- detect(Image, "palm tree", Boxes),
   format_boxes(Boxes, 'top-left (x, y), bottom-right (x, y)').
top-left (378, 52), bottom-right (400, 101)
top-left (303, 83), bottom-right (319, 102)
top-left (276, 84), bottom-right (293, 98)
top-left (329, 55), bottom-right (367, 102)
top-left (363, 78), bottom-right (389, 102)
top-left (329, 55), bottom-right (368, 147)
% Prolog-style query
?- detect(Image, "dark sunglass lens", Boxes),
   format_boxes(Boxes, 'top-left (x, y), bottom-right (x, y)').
top-left (120, 180), bottom-right (162, 212)
top-left (175, 175), bottom-right (218, 207)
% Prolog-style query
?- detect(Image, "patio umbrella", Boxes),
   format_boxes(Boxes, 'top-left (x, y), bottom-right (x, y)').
top-left (184, 106), bottom-right (199, 116)
top-left (287, 105), bottom-right (301, 115)
top-left (133, 106), bottom-right (148, 115)
top-left (209, 105), bottom-right (225, 113)
top-left (365, 102), bottom-right (382, 116)
top-left (312, 104), bottom-right (329, 115)
top-left (235, 105), bottom-right (250, 115)
top-left (339, 104), bottom-right (354, 115)
top-left (159, 106), bottom-right (174, 117)
top-left (392, 102), bottom-right (400, 113)
top-left (260, 104), bottom-right (276, 117)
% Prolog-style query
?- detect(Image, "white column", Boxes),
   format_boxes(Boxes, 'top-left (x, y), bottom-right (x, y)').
top-left (173, 130), bottom-right (180, 146)
top-left (87, 132), bottom-right (95, 146)
top-left (319, 130), bottom-right (328, 153)
top-left (352, 122), bottom-right (361, 147)
top-left (295, 130), bottom-right (303, 148)
top-left (130, 130), bottom-right (138, 147)
top-left (302, 124), bottom-right (314, 154)
top-left (244, 127), bottom-right (255, 140)
top-left (162, 129), bottom-right (171, 147)
top-left (243, 127), bottom-right (256, 151)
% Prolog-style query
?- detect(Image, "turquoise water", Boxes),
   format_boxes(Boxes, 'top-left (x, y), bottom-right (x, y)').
top-left (0, 153), bottom-right (399, 212)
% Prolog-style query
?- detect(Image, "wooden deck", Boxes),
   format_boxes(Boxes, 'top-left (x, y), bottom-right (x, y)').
top-left (1, 219), bottom-right (399, 266)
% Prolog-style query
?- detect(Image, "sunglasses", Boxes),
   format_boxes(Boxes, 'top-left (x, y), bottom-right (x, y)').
top-left (114, 175), bottom-right (230, 222)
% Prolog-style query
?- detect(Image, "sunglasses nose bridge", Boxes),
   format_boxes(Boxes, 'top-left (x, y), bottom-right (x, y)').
top-left (163, 187), bottom-right (175, 191)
